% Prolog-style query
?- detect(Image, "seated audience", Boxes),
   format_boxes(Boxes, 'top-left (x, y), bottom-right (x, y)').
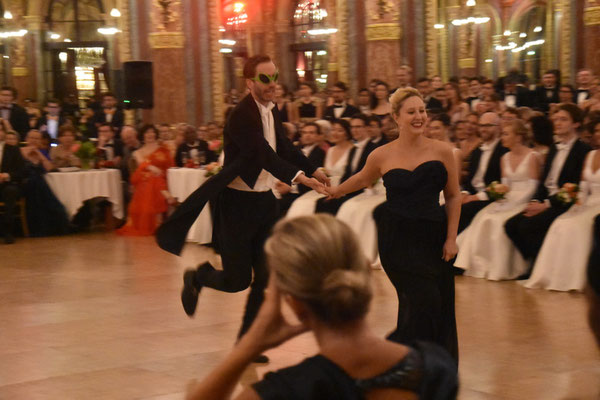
top-left (524, 118), bottom-right (600, 291)
top-left (293, 82), bottom-right (323, 123)
top-left (456, 120), bottom-right (540, 280)
top-left (117, 124), bottom-right (175, 236)
top-left (36, 99), bottom-right (67, 140)
top-left (315, 114), bottom-right (377, 215)
top-left (50, 125), bottom-right (81, 168)
top-left (459, 112), bottom-right (508, 232)
top-left (96, 123), bottom-right (124, 167)
top-left (20, 129), bottom-right (69, 237)
top-left (0, 126), bottom-right (25, 244)
top-left (185, 214), bottom-right (458, 400)
top-left (367, 115), bottom-right (388, 147)
top-left (4, 131), bottom-right (19, 146)
top-left (370, 81), bottom-right (392, 121)
top-left (93, 92), bottom-right (124, 138)
top-left (276, 122), bottom-right (326, 216)
top-left (323, 82), bottom-right (359, 121)
top-left (287, 119), bottom-right (353, 218)
top-left (175, 125), bottom-right (215, 167)
top-left (505, 103), bottom-right (591, 278)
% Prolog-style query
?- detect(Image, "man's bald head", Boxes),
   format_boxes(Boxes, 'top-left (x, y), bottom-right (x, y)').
top-left (478, 112), bottom-right (501, 142)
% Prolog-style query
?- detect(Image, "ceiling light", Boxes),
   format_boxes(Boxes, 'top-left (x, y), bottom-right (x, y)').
top-left (110, 8), bottom-right (121, 18)
top-left (519, 32), bottom-right (527, 38)
top-left (218, 39), bottom-right (236, 46)
top-left (504, 30), bottom-right (511, 36)
top-left (434, 24), bottom-right (445, 29)
top-left (219, 48), bottom-right (233, 53)
top-left (533, 26), bottom-right (542, 32)
top-left (3, 11), bottom-right (13, 19)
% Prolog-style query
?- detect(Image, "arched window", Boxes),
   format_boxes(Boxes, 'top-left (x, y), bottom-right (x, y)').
top-left (47, 0), bottom-right (105, 42)
top-left (291, 0), bottom-right (331, 88)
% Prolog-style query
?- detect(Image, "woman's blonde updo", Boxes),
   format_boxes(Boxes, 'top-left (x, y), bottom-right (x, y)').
top-left (506, 119), bottom-right (531, 144)
top-left (265, 214), bottom-right (372, 325)
top-left (389, 87), bottom-right (423, 116)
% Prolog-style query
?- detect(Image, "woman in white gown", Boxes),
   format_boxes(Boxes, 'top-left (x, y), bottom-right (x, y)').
top-left (286, 119), bottom-right (353, 218)
top-left (524, 122), bottom-right (600, 291)
top-left (455, 119), bottom-right (540, 280)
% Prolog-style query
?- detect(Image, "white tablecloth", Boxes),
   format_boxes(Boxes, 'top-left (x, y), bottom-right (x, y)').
top-left (167, 168), bottom-right (213, 244)
top-left (45, 169), bottom-right (124, 219)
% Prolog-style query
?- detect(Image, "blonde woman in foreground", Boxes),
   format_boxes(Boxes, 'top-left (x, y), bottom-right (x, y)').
top-left (186, 215), bottom-right (458, 400)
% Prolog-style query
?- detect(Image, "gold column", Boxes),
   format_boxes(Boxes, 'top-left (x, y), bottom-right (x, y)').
top-left (209, 0), bottom-right (225, 123)
top-left (335, 0), bottom-right (349, 83)
top-left (264, 0), bottom-right (276, 58)
top-left (558, 0), bottom-right (572, 83)
top-left (117, 0), bottom-right (132, 63)
top-left (425, 0), bottom-right (438, 77)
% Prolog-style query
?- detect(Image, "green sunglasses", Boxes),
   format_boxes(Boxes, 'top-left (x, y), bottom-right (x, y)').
top-left (252, 72), bottom-right (279, 84)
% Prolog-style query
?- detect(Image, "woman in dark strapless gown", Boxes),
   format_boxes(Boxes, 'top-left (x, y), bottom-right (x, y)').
top-left (326, 88), bottom-right (461, 363)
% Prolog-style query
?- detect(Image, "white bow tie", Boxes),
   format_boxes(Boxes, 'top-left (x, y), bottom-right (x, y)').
top-left (556, 142), bottom-right (569, 151)
top-left (480, 143), bottom-right (493, 152)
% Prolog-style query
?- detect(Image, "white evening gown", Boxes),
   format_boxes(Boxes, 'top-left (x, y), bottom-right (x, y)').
top-left (455, 152), bottom-right (537, 280)
top-left (524, 150), bottom-right (600, 292)
top-left (336, 180), bottom-right (386, 262)
top-left (286, 145), bottom-right (351, 218)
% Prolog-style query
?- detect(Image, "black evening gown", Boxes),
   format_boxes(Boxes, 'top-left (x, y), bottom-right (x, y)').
top-left (253, 341), bottom-right (458, 400)
top-left (374, 160), bottom-right (458, 363)
top-left (23, 160), bottom-right (70, 237)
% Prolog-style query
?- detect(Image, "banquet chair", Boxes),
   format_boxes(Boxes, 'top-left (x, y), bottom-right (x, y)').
top-left (0, 198), bottom-right (29, 237)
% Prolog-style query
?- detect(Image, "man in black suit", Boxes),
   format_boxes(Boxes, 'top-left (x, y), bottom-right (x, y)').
top-left (276, 122), bottom-right (326, 216)
top-left (416, 77), bottom-right (443, 112)
top-left (575, 68), bottom-right (594, 105)
top-left (316, 114), bottom-right (377, 215)
top-left (0, 128), bottom-right (25, 244)
top-left (93, 92), bottom-right (124, 138)
top-left (0, 86), bottom-right (30, 137)
top-left (97, 123), bottom-right (124, 166)
top-left (158, 56), bottom-right (328, 362)
top-left (533, 71), bottom-right (560, 113)
top-left (458, 112), bottom-right (508, 232)
top-left (323, 82), bottom-right (360, 121)
top-left (36, 99), bottom-right (68, 140)
top-left (367, 115), bottom-right (388, 147)
top-left (505, 104), bottom-right (591, 277)
top-left (174, 124), bottom-right (215, 167)
top-left (500, 77), bottom-right (532, 108)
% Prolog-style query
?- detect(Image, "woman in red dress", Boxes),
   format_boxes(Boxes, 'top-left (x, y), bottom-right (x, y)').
top-left (117, 124), bottom-right (175, 236)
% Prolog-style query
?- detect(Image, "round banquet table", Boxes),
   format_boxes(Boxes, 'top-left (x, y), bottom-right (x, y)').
top-left (45, 169), bottom-right (124, 220)
top-left (167, 168), bottom-right (213, 244)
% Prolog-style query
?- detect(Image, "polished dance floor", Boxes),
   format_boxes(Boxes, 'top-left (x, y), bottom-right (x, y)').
top-left (1, 233), bottom-right (599, 399)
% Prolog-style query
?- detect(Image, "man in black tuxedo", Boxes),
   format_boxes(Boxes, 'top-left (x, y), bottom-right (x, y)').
top-left (575, 68), bottom-right (594, 105)
top-left (276, 122), bottom-right (326, 216)
top-left (500, 77), bottom-right (532, 108)
top-left (533, 71), bottom-right (560, 113)
top-left (0, 86), bottom-right (30, 137)
top-left (158, 56), bottom-right (328, 362)
top-left (0, 128), bottom-right (25, 244)
top-left (505, 104), bottom-right (591, 277)
top-left (323, 82), bottom-right (360, 121)
top-left (36, 99), bottom-right (68, 140)
top-left (416, 77), bottom-right (443, 112)
top-left (367, 115), bottom-right (388, 147)
top-left (458, 112), bottom-right (508, 232)
top-left (174, 125), bottom-right (215, 167)
top-left (93, 92), bottom-right (124, 138)
top-left (97, 123), bottom-right (124, 166)
top-left (316, 114), bottom-right (377, 215)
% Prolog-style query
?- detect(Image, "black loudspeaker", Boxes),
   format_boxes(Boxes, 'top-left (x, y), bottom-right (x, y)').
top-left (123, 61), bottom-right (153, 109)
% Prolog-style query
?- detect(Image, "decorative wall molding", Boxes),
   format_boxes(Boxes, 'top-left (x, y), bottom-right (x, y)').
top-left (336, 0), bottom-right (349, 83)
top-left (425, 0), bottom-right (437, 77)
top-left (365, 23), bottom-right (401, 41)
top-left (584, 6), bottom-right (600, 25)
top-left (12, 67), bottom-right (28, 77)
top-left (208, 0), bottom-right (225, 122)
top-left (458, 58), bottom-right (476, 69)
top-left (148, 32), bottom-right (185, 48)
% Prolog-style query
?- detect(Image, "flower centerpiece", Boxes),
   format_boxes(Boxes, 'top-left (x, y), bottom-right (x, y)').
top-left (72, 141), bottom-right (97, 169)
top-left (204, 162), bottom-right (222, 177)
top-left (486, 181), bottom-right (510, 201)
top-left (555, 182), bottom-right (580, 206)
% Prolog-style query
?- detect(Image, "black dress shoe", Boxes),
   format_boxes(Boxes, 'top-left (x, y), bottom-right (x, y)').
top-left (4, 235), bottom-right (15, 244)
top-left (253, 354), bottom-right (269, 363)
top-left (181, 269), bottom-right (201, 316)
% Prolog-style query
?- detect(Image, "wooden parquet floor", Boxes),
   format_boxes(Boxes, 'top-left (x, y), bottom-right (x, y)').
top-left (1, 233), bottom-right (599, 399)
